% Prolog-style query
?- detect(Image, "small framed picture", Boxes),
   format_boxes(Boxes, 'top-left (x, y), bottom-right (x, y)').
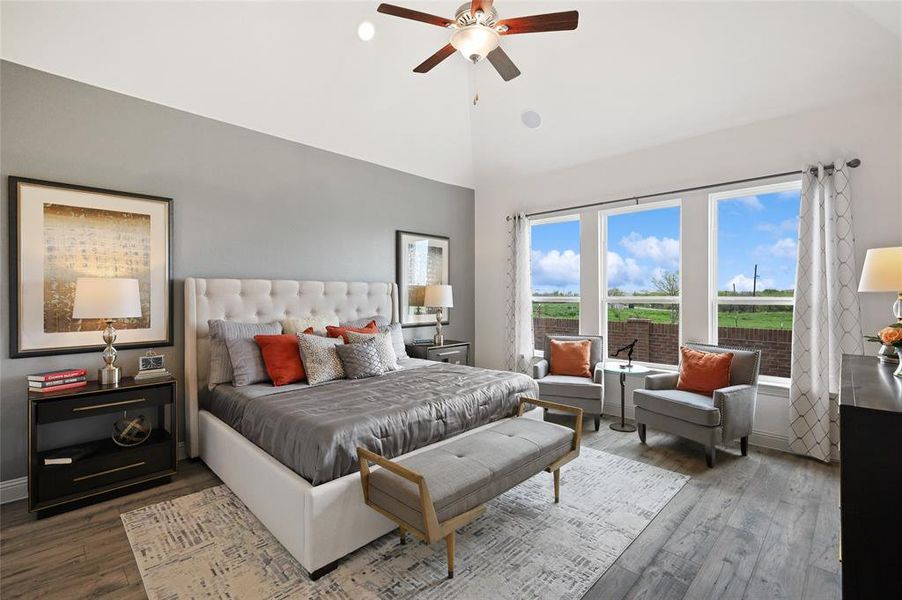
top-left (139, 352), bottom-right (165, 371)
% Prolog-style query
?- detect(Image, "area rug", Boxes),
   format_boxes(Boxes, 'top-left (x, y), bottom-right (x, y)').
top-left (122, 447), bottom-right (688, 599)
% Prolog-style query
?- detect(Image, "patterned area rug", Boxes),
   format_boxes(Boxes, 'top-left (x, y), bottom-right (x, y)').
top-left (122, 448), bottom-right (688, 599)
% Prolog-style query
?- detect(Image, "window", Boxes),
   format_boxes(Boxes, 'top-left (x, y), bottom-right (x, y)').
top-left (602, 202), bottom-right (681, 365)
top-left (530, 216), bottom-right (580, 352)
top-left (710, 181), bottom-right (801, 379)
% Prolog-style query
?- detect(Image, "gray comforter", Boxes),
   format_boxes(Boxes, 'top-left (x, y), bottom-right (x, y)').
top-left (205, 362), bottom-right (539, 485)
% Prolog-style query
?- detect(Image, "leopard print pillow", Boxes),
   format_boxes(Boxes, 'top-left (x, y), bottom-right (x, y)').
top-left (297, 333), bottom-right (345, 385)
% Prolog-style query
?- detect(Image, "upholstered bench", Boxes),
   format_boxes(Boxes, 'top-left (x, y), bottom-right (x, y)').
top-left (357, 397), bottom-right (582, 579)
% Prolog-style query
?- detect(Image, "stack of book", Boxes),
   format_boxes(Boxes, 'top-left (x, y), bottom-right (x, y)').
top-left (135, 367), bottom-right (172, 381)
top-left (28, 368), bottom-right (88, 393)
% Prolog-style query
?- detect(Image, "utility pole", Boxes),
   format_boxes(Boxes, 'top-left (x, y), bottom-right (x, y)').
top-left (751, 264), bottom-right (760, 312)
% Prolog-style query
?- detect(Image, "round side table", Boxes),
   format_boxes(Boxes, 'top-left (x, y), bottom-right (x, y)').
top-left (601, 362), bottom-right (650, 432)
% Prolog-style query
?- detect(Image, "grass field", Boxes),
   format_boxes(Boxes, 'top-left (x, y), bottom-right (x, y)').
top-left (533, 302), bottom-right (793, 330)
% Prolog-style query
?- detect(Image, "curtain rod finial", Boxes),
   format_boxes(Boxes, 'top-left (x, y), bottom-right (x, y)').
top-left (848, 158), bottom-right (861, 168)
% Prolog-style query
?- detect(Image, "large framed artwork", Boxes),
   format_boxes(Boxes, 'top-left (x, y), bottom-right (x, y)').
top-left (396, 230), bottom-right (450, 328)
top-left (8, 177), bottom-right (173, 358)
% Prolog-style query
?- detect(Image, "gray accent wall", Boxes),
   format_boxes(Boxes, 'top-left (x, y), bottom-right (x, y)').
top-left (0, 61), bottom-right (475, 482)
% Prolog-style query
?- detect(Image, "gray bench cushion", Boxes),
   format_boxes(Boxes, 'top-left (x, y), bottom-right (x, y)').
top-left (368, 418), bottom-right (573, 531)
top-left (537, 375), bottom-right (603, 400)
top-left (633, 389), bottom-right (721, 427)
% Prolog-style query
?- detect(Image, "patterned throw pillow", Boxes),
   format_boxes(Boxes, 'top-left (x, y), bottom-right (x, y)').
top-left (346, 331), bottom-right (398, 371)
top-left (208, 320), bottom-right (282, 387)
top-left (335, 339), bottom-right (385, 380)
top-left (379, 322), bottom-right (408, 359)
top-left (297, 333), bottom-right (345, 386)
top-left (282, 314), bottom-right (340, 336)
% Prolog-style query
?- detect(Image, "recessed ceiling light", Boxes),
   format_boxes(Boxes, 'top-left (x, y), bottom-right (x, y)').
top-left (357, 21), bottom-right (375, 42)
top-left (521, 110), bottom-right (542, 129)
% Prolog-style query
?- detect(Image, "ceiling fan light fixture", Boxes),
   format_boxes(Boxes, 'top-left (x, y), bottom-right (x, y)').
top-left (450, 25), bottom-right (500, 63)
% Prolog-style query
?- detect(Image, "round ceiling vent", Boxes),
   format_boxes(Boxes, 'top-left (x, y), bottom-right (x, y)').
top-left (521, 110), bottom-right (542, 129)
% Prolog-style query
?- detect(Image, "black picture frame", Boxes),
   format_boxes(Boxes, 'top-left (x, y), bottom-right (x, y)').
top-left (395, 230), bottom-right (451, 329)
top-left (8, 176), bottom-right (174, 358)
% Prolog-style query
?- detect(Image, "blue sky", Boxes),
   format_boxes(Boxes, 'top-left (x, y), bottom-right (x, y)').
top-left (530, 189), bottom-right (800, 295)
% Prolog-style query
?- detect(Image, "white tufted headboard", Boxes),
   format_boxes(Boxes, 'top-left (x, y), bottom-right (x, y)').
top-left (184, 278), bottom-right (399, 457)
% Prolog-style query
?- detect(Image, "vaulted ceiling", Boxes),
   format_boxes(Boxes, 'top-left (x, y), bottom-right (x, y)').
top-left (2, 2), bottom-right (899, 189)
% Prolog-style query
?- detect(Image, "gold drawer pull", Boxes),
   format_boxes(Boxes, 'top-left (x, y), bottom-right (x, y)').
top-left (73, 461), bottom-right (146, 482)
top-left (72, 398), bottom-right (145, 412)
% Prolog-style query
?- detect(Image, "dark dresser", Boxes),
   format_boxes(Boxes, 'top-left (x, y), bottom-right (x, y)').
top-left (405, 340), bottom-right (470, 365)
top-left (839, 354), bottom-right (902, 599)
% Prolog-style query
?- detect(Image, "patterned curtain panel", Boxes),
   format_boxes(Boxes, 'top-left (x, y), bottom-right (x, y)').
top-left (790, 161), bottom-right (863, 462)
top-left (506, 213), bottom-right (534, 373)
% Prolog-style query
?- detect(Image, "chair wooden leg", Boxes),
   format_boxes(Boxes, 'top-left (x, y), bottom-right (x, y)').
top-left (445, 531), bottom-right (455, 579)
top-left (740, 436), bottom-right (749, 457)
top-left (638, 423), bottom-right (646, 444)
top-left (705, 445), bottom-right (716, 468)
top-left (553, 468), bottom-right (560, 503)
top-left (594, 415), bottom-right (600, 431)
top-left (399, 526), bottom-right (407, 545)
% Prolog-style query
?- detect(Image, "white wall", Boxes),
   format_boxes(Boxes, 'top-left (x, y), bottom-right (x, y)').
top-left (475, 90), bottom-right (902, 449)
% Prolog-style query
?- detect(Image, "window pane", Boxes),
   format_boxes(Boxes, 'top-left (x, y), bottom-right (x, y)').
top-left (608, 302), bottom-right (679, 365)
top-left (531, 218), bottom-right (580, 350)
top-left (716, 187), bottom-right (800, 298)
top-left (606, 206), bottom-right (680, 296)
top-left (718, 305), bottom-right (793, 378)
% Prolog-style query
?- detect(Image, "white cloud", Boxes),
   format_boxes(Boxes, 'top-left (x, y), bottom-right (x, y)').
top-left (620, 233), bottom-right (680, 267)
top-left (531, 249), bottom-right (579, 291)
top-left (733, 195), bottom-right (764, 211)
top-left (769, 237), bottom-right (797, 258)
top-left (756, 218), bottom-right (798, 235)
top-left (725, 273), bottom-right (776, 292)
top-left (607, 251), bottom-right (645, 289)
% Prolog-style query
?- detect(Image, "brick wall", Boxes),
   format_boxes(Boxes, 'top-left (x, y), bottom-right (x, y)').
top-left (533, 317), bottom-right (792, 377)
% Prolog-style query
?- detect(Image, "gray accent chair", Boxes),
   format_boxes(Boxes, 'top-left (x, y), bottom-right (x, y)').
top-left (633, 343), bottom-right (761, 468)
top-left (533, 334), bottom-right (604, 431)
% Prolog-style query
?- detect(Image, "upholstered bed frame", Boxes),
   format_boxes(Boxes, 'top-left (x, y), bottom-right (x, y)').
top-left (184, 278), bottom-right (532, 577)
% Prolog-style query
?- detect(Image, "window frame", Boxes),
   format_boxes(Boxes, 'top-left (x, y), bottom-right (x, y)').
top-left (600, 198), bottom-right (683, 368)
top-left (707, 179), bottom-right (802, 383)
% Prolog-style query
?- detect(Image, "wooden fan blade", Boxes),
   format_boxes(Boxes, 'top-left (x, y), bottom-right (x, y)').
top-left (377, 3), bottom-right (452, 28)
top-left (497, 11), bottom-right (579, 35)
top-left (414, 44), bottom-right (456, 73)
top-left (487, 47), bottom-right (521, 81)
top-left (471, 1), bottom-right (494, 16)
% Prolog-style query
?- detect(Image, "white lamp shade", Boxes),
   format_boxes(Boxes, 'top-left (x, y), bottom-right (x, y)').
top-left (424, 284), bottom-right (453, 308)
top-left (72, 277), bottom-right (142, 319)
top-left (858, 247), bottom-right (902, 292)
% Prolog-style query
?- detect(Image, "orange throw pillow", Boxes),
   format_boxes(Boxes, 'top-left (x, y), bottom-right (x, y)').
top-left (326, 320), bottom-right (378, 343)
top-left (255, 334), bottom-right (306, 386)
top-left (549, 339), bottom-right (592, 378)
top-left (676, 346), bottom-right (734, 395)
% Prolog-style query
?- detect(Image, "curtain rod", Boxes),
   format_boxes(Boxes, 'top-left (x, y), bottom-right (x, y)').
top-left (509, 158), bottom-right (861, 221)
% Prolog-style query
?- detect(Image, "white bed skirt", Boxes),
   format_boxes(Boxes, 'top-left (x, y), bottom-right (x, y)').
top-left (199, 408), bottom-right (542, 574)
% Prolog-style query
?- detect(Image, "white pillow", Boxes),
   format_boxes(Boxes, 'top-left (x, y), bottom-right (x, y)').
top-left (282, 314), bottom-right (339, 336)
top-left (346, 330), bottom-right (399, 371)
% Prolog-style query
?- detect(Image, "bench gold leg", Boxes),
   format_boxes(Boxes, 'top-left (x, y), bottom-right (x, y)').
top-left (399, 525), bottom-right (407, 545)
top-left (554, 468), bottom-right (560, 503)
top-left (445, 531), bottom-right (455, 579)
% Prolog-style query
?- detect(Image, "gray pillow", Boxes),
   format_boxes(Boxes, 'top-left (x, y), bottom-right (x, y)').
top-left (379, 322), bottom-right (408, 359)
top-left (336, 338), bottom-right (385, 380)
top-left (347, 330), bottom-right (398, 371)
top-left (341, 315), bottom-right (391, 329)
top-left (225, 337), bottom-right (269, 387)
top-left (208, 320), bottom-right (282, 387)
top-left (297, 333), bottom-right (345, 386)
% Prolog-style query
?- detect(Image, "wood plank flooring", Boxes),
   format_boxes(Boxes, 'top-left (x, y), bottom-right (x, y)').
top-left (0, 416), bottom-right (840, 599)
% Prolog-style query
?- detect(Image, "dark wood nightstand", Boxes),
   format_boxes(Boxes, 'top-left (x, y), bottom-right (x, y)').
top-left (405, 340), bottom-right (470, 366)
top-left (28, 376), bottom-right (177, 518)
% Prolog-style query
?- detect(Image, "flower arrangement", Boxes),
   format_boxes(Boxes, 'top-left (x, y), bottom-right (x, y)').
top-left (866, 323), bottom-right (902, 347)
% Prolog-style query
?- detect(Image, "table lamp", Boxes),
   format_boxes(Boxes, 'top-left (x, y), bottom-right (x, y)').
top-left (424, 284), bottom-right (453, 346)
top-left (858, 247), bottom-right (902, 323)
top-left (72, 277), bottom-right (142, 385)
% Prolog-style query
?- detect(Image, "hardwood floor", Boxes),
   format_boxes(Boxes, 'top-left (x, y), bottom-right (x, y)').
top-left (0, 416), bottom-right (840, 599)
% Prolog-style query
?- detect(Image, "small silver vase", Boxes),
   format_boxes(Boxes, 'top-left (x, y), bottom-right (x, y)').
top-left (877, 344), bottom-right (900, 364)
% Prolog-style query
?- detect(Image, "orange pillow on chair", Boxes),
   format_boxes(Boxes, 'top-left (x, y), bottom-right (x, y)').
top-left (326, 320), bottom-right (378, 343)
top-left (549, 339), bottom-right (593, 378)
top-left (676, 346), bottom-right (734, 395)
top-left (254, 332), bottom-right (310, 386)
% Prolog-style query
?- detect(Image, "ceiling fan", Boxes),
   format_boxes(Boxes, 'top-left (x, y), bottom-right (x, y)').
top-left (376, 1), bottom-right (579, 81)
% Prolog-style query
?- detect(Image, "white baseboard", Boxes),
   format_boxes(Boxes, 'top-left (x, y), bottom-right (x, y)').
top-left (1, 441), bottom-right (189, 506)
top-left (747, 429), bottom-right (790, 453)
top-left (0, 476), bottom-right (27, 505)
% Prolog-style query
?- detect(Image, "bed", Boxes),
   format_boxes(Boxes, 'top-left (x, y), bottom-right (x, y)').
top-left (184, 278), bottom-right (539, 577)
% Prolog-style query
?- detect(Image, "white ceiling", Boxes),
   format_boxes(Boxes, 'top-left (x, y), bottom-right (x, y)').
top-left (2, 1), bottom-right (900, 189)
